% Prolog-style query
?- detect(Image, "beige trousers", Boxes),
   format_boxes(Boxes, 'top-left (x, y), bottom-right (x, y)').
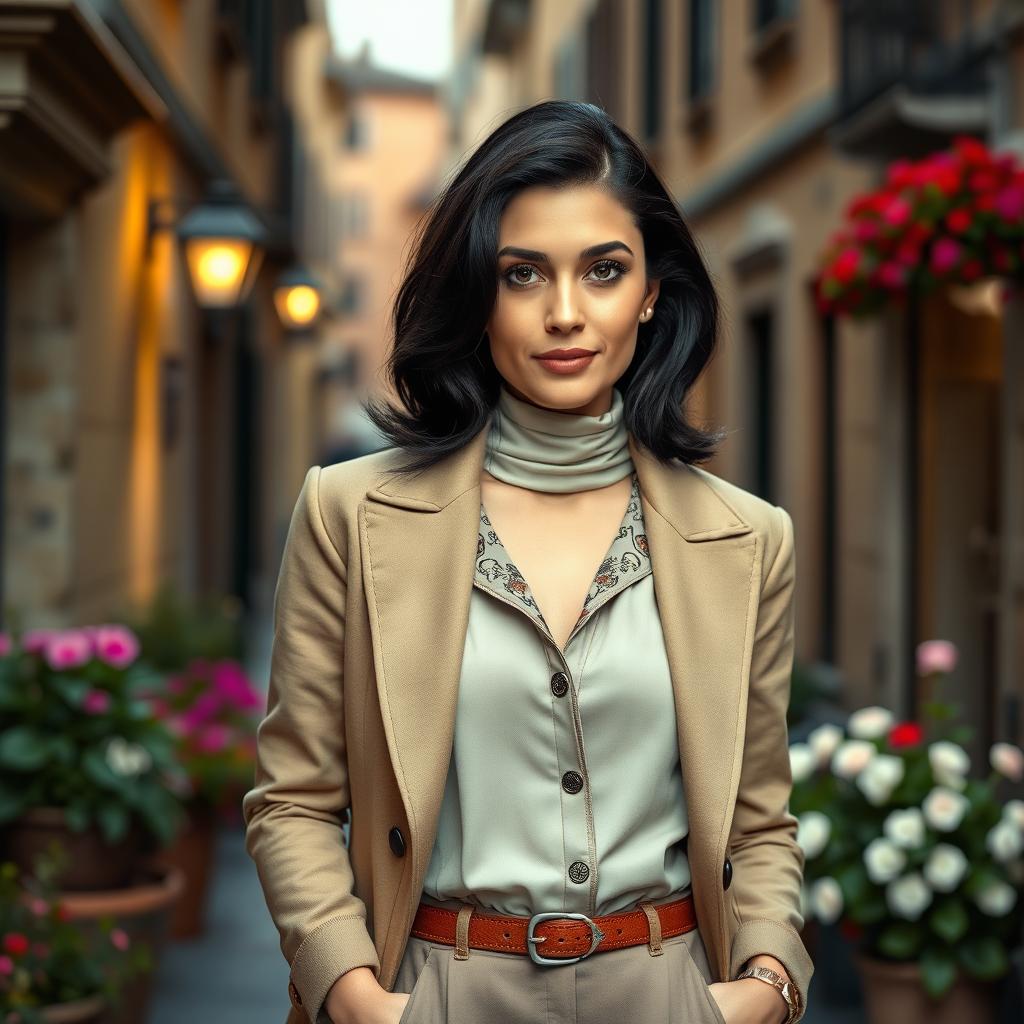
top-left (394, 896), bottom-right (727, 1024)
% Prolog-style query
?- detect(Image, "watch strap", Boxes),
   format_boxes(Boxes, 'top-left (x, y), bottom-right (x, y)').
top-left (736, 964), bottom-right (801, 1023)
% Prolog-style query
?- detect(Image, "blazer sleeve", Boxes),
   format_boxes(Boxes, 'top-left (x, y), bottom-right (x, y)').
top-left (242, 465), bottom-right (380, 1024)
top-left (726, 504), bottom-right (814, 1016)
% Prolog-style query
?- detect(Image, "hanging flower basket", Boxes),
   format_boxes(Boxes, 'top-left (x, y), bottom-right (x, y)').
top-left (813, 135), bottom-right (1024, 318)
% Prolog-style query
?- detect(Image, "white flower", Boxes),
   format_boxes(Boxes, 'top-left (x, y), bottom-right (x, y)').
top-left (990, 742), bottom-right (1024, 783)
top-left (883, 807), bottom-right (926, 849)
top-left (807, 723), bottom-right (844, 767)
top-left (864, 837), bottom-right (906, 884)
top-left (985, 819), bottom-right (1024, 862)
top-left (929, 741), bottom-right (970, 789)
top-left (104, 736), bottom-right (153, 777)
top-left (886, 872), bottom-right (932, 920)
top-left (922, 787), bottom-right (970, 832)
top-left (974, 879), bottom-right (1018, 917)
top-left (847, 706), bottom-right (895, 740)
top-left (923, 843), bottom-right (968, 892)
top-left (832, 739), bottom-right (876, 780)
top-left (797, 811), bottom-right (831, 859)
top-left (810, 877), bottom-right (844, 925)
top-left (789, 743), bottom-right (816, 783)
top-left (856, 754), bottom-right (905, 806)
top-left (1002, 799), bottom-right (1024, 830)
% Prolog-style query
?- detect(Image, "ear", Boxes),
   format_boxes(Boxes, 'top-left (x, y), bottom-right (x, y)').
top-left (644, 278), bottom-right (661, 310)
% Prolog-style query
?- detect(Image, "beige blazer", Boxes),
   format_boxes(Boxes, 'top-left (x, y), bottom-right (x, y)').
top-left (242, 423), bottom-right (814, 1024)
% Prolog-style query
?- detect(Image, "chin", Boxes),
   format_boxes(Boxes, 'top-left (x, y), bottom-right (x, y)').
top-left (512, 375), bottom-right (613, 415)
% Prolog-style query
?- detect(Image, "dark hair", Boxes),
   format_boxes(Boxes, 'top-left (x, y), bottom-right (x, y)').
top-left (364, 99), bottom-right (726, 475)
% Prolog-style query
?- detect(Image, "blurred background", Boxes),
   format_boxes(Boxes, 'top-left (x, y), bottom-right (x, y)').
top-left (0, 1), bottom-right (1023, 1023)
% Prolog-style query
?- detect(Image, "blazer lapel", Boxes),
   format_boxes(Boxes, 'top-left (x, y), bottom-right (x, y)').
top-left (359, 425), bottom-right (490, 896)
top-left (628, 434), bottom-right (763, 980)
top-left (361, 424), bottom-right (766, 982)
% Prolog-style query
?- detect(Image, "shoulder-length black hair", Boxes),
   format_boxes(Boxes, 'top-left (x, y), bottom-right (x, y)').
top-left (364, 99), bottom-right (726, 475)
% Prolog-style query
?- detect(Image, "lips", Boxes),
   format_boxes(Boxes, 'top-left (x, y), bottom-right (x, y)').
top-left (534, 348), bottom-right (596, 359)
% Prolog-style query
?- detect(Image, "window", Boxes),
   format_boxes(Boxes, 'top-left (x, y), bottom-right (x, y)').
top-left (643, 0), bottom-right (662, 140)
top-left (688, 0), bottom-right (715, 102)
top-left (345, 114), bottom-right (370, 151)
top-left (745, 307), bottom-right (775, 503)
top-left (340, 276), bottom-right (365, 315)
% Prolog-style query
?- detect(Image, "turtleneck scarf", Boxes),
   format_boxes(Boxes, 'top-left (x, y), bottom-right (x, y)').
top-left (483, 384), bottom-right (634, 493)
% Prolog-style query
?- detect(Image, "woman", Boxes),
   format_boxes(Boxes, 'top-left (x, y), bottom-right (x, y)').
top-left (243, 100), bottom-right (813, 1024)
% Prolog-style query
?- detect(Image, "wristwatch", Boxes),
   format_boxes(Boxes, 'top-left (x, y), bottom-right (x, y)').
top-left (735, 964), bottom-right (801, 1024)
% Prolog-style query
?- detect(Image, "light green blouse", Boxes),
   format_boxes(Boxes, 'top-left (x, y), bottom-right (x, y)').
top-left (421, 470), bottom-right (693, 918)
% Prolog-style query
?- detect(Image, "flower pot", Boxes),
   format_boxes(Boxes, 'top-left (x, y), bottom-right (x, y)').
top-left (154, 803), bottom-right (218, 939)
top-left (2, 807), bottom-right (146, 890)
top-left (855, 952), bottom-right (999, 1024)
top-left (41, 994), bottom-right (106, 1024)
top-left (59, 862), bottom-right (185, 1024)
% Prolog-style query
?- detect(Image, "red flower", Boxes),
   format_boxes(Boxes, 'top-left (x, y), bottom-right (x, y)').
top-left (888, 721), bottom-right (924, 749)
top-left (833, 247), bottom-right (862, 284)
top-left (945, 208), bottom-right (973, 234)
top-left (2, 934), bottom-right (29, 957)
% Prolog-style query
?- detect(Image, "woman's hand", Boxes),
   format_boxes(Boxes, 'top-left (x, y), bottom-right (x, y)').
top-left (706, 978), bottom-right (789, 1024)
top-left (324, 966), bottom-right (411, 1024)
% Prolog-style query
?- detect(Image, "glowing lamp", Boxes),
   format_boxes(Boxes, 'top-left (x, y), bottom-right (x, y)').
top-left (274, 266), bottom-right (323, 331)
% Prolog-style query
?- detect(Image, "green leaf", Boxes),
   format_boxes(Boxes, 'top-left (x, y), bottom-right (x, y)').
top-left (49, 675), bottom-right (91, 707)
top-left (929, 900), bottom-right (969, 943)
top-left (958, 937), bottom-right (1008, 981)
top-left (0, 726), bottom-right (50, 770)
top-left (878, 922), bottom-right (922, 960)
top-left (64, 801), bottom-right (91, 832)
top-left (82, 746), bottom-right (125, 792)
top-left (96, 802), bottom-right (130, 844)
top-left (837, 862), bottom-right (871, 905)
top-left (920, 946), bottom-right (958, 998)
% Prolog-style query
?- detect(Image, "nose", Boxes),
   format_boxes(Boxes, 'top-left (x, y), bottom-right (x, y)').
top-left (545, 278), bottom-right (585, 334)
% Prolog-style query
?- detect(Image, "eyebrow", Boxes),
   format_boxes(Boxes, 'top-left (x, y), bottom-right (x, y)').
top-left (496, 240), bottom-right (635, 262)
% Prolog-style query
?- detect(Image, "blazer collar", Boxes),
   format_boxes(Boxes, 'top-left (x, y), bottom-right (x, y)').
top-left (366, 417), bottom-right (752, 542)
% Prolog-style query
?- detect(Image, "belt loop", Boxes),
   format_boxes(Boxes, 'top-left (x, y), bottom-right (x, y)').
top-left (637, 901), bottom-right (663, 956)
top-left (454, 905), bottom-right (474, 960)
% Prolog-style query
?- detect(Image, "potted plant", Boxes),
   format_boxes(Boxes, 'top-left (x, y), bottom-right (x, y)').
top-left (0, 844), bottom-right (148, 1024)
top-left (141, 657), bottom-right (262, 937)
top-left (0, 626), bottom-right (186, 891)
top-left (789, 639), bottom-right (1024, 1024)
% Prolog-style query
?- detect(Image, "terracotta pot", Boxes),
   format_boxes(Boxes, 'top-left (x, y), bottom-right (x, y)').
top-left (1, 807), bottom-right (146, 890)
top-left (855, 951), bottom-right (999, 1024)
top-left (154, 803), bottom-right (218, 939)
top-left (40, 994), bottom-right (106, 1024)
top-left (59, 862), bottom-right (185, 1024)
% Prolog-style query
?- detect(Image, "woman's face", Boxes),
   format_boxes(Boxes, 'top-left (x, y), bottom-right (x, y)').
top-left (485, 183), bottom-right (660, 417)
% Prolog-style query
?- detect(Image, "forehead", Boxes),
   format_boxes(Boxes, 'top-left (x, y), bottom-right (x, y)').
top-left (497, 184), bottom-right (638, 248)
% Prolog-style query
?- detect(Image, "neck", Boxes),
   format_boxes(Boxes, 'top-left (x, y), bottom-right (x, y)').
top-left (483, 384), bottom-right (634, 493)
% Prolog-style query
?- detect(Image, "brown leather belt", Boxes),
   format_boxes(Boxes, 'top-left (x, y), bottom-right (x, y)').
top-left (410, 892), bottom-right (697, 966)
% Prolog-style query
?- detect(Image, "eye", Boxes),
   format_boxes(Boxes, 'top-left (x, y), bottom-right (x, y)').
top-left (503, 264), bottom-right (542, 288)
top-left (588, 259), bottom-right (628, 283)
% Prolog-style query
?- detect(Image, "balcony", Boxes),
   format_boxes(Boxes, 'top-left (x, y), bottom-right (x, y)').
top-left (830, 0), bottom-right (1021, 160)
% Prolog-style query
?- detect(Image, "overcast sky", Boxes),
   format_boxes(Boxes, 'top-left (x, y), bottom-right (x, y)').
top-left (326, 0), bottom-right (454, 81)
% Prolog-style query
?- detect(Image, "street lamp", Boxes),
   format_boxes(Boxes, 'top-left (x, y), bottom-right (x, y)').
top-left (274, 265), bottom-right (323, 331)
top-left (154, 181), bottom-right (266, 309)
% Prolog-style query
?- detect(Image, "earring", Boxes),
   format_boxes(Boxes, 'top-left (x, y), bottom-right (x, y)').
top-left (640, 307), bottom-right (652, 322)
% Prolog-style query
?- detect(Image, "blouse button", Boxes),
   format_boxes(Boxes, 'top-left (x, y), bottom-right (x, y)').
top-left (388, 826), bottom-right (407, 858)
top-left (568, 861), bottom-right (590, 884)
top-left (550, 672), bottom-right (569, 697)
top-left (561, 771), bottom-right (584, 794)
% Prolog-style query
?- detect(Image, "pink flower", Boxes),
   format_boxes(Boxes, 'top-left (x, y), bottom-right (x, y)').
top-left (211, 661), bottom-right (262, 710)
top-left (990, 742), bottom-right (1024, 783)
top-left (21, 629), bottom-right (56, 654)
top-left (81, 689), bottom-right (112, 715)
top-left (93, 625), bottom-right (140, 669)
top-left (196, 724), bottom-right (230, 753)
top-left (877, 262), bottom-right (907, 289)
top-left (882, 196), bottom-right (911, 227)
top-left (0, 956), bottom-right (12, 976)
top-left (44, 630), bottom-right (93, 670)
top-left (995, 186), bottom-right (1024, 221)
top-left (930, 237), bottom-right (962, 273)
top-left (27, 898), bottom-right (48, 917)
top-left (109, 928), bottom-right (130, 952)
top-left (0, 633), bottom-right (10, 656)
top-left (917, 640), bottom-right (958, 675)
top-left (181, 692), bottom-right (223, 731)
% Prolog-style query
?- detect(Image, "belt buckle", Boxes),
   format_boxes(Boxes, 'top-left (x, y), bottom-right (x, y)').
top-left (526, 912), bottom-right (605, 966)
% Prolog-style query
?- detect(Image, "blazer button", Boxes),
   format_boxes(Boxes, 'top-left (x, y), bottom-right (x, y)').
top-left (388, 826), bottom-right (406, 858)
top-left (723, 856), bottom-right (733, 891)
top-left (550, 672), bottom-right (569, 697)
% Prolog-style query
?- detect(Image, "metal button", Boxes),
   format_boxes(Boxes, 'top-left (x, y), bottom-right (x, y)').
top-left (388, 826), bottom-right (406, 858)
top-left (723, 856), bottom-right (733, 891)
top-left (550, 672), bottom-right (569, 697)
top-left (561, 770), bottom-right (583, 794)
top-left (568, 861), bottom-right (590, 884)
